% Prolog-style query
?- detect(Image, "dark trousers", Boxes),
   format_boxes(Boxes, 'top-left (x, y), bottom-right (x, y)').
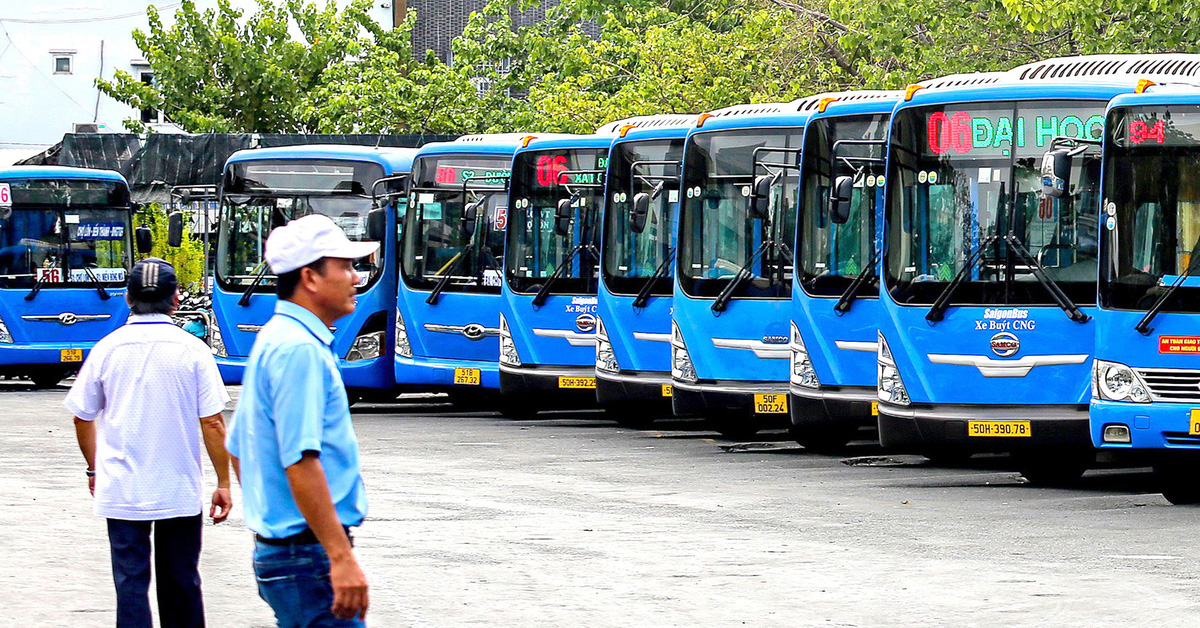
top-left (107, 514), bottom-right (205, 628)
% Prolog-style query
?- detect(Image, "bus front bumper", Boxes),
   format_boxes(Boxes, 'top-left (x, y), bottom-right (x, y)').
top-left (499, 363), bottom-right (599, 407)
top-left (219, 353), bottom-right (394, 390)
top-left (596, 369), bottom-right (673, 407)
top-left (395, 355), bottom-right (499, 390)
top-left (789, 384), bottom-right (877, 429)
top-left (877, 402), bottom-right (1091, 453)
top-left (671, 378), bottom-right (789, 417)
top-left (1092, 399), bottom-right (1200, 451)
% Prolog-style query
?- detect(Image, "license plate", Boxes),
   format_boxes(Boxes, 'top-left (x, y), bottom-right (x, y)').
top-left (753, 393), bottom-right (788, 414)
top-left (453, 368), bottom-right (481, 386)
top-left (558, 376), bottom-right (596, 389)
top-left (1189, 409), bottom-right (1200, 435)
top-left (871, 401), bottom-right (879, 416)
top-left (60, 349), bottom-right (82, 363)
top-left (661, 384), bottom-right (673, 397)
top-left (967, 420), bottom-right (1031, 438)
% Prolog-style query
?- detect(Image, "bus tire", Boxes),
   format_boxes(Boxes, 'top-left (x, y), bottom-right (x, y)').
top-left (1016, 454), bottom-right (1088, 487)
top-left (1155, 462), bottom-right (1200, 505)
top-left (29, 368), bottom-right (67, 389)
top-left (790, 424), bottom-right (855, 454)
top-left (497, 397), bottom-right (538, 419)
top-left (706, 412), bottom-right (760, 440)
top-left (604, 405), bottom-right (656, 429)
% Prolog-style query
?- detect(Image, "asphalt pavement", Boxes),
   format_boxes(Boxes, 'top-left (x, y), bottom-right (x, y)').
top-left (3, 382), bottom-right (1199, 627)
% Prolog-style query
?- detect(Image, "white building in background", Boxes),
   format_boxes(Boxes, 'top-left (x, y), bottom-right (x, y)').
top-left (0, 0), bottom-right (395, 164)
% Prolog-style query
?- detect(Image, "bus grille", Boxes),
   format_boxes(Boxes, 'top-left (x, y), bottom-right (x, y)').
top-left (1136, 368), bottom-right (1200, 403)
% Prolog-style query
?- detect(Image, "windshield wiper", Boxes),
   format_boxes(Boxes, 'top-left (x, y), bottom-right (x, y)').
top-left (79, 265), bottom-right (111, 300)
top-left (426, 251), bottom-right (468, 306)
top-left (632, 247), bottom-right (676, 309)
top-left (238, 263), bottom-right (270, 306)
top-left (1135, 235), bottom-right (1200, 335)
top-left (24, 272), bottom-right (47, 301)
top-left (711, 239), bottom-right (780, 314)
top-left (925, 235), bottom-right (999, 324)
top-left (531, 244), bottom-right (597, 308)
top-left (1003, 234), bottom-right (1088, 323)
top-left (833, 249), bottom-right (882, 315)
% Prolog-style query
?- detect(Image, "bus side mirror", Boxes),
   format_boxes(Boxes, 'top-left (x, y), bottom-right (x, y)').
top-left (1041, 148), bottom-right (1072, 198)
top-left (829, 176), bottom-right (855, 225)
top-left (462, 200), bottom-right (481, 238)
top-left (135, 226), bottom-right (153, 254)
top-left (750, 175), bottom-right (774, 219)
top-left (366, 207), bottom-right (387, 242)
top-left (554, 198), bottom-right (573, 237)
top-left (630, 193), bottom-right (650, 233)
top-left (178, 189), bottom-right (192, 205)
top-left (167, 211), bottom-right (185, 248)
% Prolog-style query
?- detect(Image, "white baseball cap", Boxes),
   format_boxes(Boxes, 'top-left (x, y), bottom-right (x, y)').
top-left (265, 214), bottom-right (379, 274)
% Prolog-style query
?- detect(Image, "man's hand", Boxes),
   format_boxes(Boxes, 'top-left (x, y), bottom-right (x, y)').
top-left (88, 475), bottom-right (95, 496)
top-left (329, 554), bottom-right (369, 620)
top-left (210, 487), bottom-right (232, 523)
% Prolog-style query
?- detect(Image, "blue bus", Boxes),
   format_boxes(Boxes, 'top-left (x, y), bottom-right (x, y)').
top-left (874, 55), bottom-right (1200, 482)
top-left (1085, 79), bottom-right (1200, 503)
top-left (787, 91), bottom-right (904, 451)
top-left (671, 96), bottom-right (865, 437)
top-left (499, 128), bottom-right (629, 414)
top-left (0, 166), bottom-right (146, 387)
top-left (594, 116), bottom-right (697, 422)
top-left (212, 145), bottom-right (415, 397)
top-left (394, 134), bottom-right (529, 398)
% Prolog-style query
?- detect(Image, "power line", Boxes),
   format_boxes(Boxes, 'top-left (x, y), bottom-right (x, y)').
top-left (0, 23), bottom-right (90, 114)
top-left (0, 2), bottom-right (182, 24)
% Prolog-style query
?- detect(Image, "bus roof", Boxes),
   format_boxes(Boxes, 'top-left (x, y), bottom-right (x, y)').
top-left (0, 165), bottom-right (127, 185)
top-left (596, 114), bottom-right (699, 134)
top-left (414, 133), bottom-right (539, 158)
top-left (516, 134), bottom-right (618, 153)
top-left (1108, 82), bottom-right (1200, 109)
top-left (804, 90), bottom-right (905, 121)
top-left (224, 144), bottom-right (418, 174)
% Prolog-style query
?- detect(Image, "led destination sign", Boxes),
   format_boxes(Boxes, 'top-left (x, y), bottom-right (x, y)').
top-left (921, 104), bottom-right (1105, 158)
top-left (533, 153), bottom-right (609, 188)
top-left (422, 157), bottom-right (511, 188)
top-left (1112, 105), bottom-right (1200, 148)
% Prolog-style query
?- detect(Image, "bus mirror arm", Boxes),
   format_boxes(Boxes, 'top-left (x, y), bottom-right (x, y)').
top-left (750, 174), bottom-right (778, 220)
top-left (1041, 137), bottom-right (1098, 198)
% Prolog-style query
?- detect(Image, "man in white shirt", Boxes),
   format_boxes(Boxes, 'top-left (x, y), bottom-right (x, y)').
top-left (66, 257), bottom-right (232, 628)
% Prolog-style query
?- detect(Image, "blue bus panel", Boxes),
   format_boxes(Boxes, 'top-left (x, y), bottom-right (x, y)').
top-left (0, 166), bottom-right (137, 387)
top-left (595, 116), bottom-right (695, 416)
top-left (394, 134), bottom-right (528, 394)
top-left (787, 93), bottom-right (902, 450)
top-left (211, 145), bottom-right (415, 394)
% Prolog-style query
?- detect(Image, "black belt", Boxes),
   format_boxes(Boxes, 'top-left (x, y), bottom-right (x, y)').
top-left (255, 525), bottom-right (353, 547)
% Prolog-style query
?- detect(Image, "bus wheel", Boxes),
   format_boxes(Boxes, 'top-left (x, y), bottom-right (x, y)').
top-left (1016, 455), bottom-right (1088, 487)
top-left (922, 449), bottom-right (974, 466)
top-left (497, 397), bottom-right (538, 420)
top-left (29, 368), bottom-right (67, 389)
top-left (707, 412), bottom-right (760, 440)
top-left (1155, 462), bottom-right (1200, 505)
top-left (603, 402), bottom-right (656, 429)
top-left (790, 425), bottom-right (855, 454)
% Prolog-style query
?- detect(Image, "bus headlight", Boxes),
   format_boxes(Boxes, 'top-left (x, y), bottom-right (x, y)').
top-left (877, 333), bottom-right (910, 406)
top-left (790, 321), bottom-right (819, 389)
top-left (670, 321), bottom-right (697, 383)
top-left (595, 316), bottom-right (619, 373)
top-left (394, 308), bottom-right (413, 358)
top-left (208, 317), bottom-right (227, 357)
top-left (347, 331), bottom-right (385, 362)
top-left (1093, 360), bottom-right (1150, 403)
top-left (499, 313), bottom-right (521, 367)
top-left (0, 314), bottom-right (12, 344)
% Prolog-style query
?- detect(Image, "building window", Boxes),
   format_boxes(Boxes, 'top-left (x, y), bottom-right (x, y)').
top-left (53, 55), bottom-right (72, 74)
top-left (139, 71), bottom-right (160, 124)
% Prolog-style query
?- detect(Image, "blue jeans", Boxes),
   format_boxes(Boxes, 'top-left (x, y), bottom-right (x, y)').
top-left (107, 514), bottom-right (204, 628)
top-left (253, 540), bottom-right (365, 628)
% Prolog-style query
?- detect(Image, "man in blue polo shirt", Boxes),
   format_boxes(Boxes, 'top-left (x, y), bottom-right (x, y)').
top-left (226, 214), bottom-right (375, 626)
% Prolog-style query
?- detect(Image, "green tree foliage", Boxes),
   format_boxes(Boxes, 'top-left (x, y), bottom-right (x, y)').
top-left (999, 0), bottom-right (1200, 53)
top-left (135, 204), bottom-right (206, 292)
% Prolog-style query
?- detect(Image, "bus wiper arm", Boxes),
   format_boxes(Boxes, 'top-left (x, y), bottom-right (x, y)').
top-left (80, 265), bottom-right (111, 300)
top-left (711, 239), bottom-right (774, 314)
top-left (632, 247), bottom-right (676, 309)
top-left (426, 251), bottom-right (468, 306)
top-left (1003, 234), bottom-right (1088, 324)
top-left (531, 244), bottom-right (596, 308)
top-left (834, 249), bottom-right (882, 314)
top-left (23, 273), bottom-right (47, 301)
top-left (926, 235), bottom-right (999, 324)
top-left (1135, 235), bottom-right (1200, 335)
top-left (238, 263), bottom-right (270, 306)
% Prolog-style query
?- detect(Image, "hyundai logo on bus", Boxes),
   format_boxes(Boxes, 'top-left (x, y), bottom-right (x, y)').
top-left (990, 332), bottom-right (1020, 358)
top-left (462, 323), bottom-right (488, 341)
top-left (575, 314), bottom-right (597, 333)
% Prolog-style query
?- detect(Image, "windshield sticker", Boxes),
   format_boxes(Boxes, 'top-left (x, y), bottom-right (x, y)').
top-left (482, 269), bottom-right (502, 287)
top-left (75, 222), bottom-right (125, 240)
top-left (35, 267), bottom-right (126, 283)
top-left (1160, 336), bottom-right (1200, 354)
top-left (0, 183), bottom-right (11, 207)
top-left (668, 189), bottom-right (679, 203)
top-left (494, 206), bottom-right (508, 230)
top-left (331, 216), bottom-right (365, 239)
top-left (420, 202), bottom-right (442, 221)
top-left (36, 268), bottom-right (63, 283)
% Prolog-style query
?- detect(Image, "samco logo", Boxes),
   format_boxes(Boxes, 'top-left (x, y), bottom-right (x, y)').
top-left (990, 332), bottom-right (1020, 358)
top-left (576, 314), bottom-right (596, 333)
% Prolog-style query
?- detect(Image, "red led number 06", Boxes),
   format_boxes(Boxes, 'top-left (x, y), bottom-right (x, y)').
top-left (536, 155), bottom-right (568, 187)
top-left (927, 111), bottom-right (973, 155)
top-left (0, 184), bottom-right (10, 205)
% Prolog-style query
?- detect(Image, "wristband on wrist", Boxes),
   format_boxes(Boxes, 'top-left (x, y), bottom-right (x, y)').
top-left (85, 469), bottom-right (95, 477)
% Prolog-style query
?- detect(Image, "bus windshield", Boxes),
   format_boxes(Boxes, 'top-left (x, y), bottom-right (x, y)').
top-left (602, 138), bottom-right (684, 296)
top-left (797, 114), bottom-right (889, 297)
top-left (885, 100), bottom-right (1104, 306)
top-left (677, 128), bottom-right (801, 299)
top-left (1101, 105), bottom-right (1200, 313)
top-left (505, 147), bottom-right (608, 295)
top-left (0, 178), bottom-right (131, 289)
top-left (402, 154), bottom-right (510, 294)
top-left (216, 160), bottom-right (384, 289)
